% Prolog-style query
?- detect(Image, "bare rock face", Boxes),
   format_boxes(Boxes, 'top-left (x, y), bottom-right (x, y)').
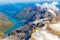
top-left (13, 7), bottom-right (36, 22)
top-left (56, 12), bottom-right (60, 21)
top-left (13, 7), bottom-right (54, 23)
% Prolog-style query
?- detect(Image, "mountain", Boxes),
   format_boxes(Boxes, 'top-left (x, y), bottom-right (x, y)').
top-left (0, 1), bottom-right (60, 36)
top-left (0, 4), bottom-right (19, 17)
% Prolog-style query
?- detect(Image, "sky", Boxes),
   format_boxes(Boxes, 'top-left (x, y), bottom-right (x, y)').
top-left (0, 0), bottom-right (60, 3)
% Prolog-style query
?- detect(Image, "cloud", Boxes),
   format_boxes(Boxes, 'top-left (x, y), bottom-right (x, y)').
top-left (36, 1), bottom-right (59, 11)
top-left (51, 1), bottom-right (58, 5)
top-left (35, 3), bottom-right (41, 7)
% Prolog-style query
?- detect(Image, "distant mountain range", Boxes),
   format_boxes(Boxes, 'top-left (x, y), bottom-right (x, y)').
top-left (0, 1), bottom-right (59, 17)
